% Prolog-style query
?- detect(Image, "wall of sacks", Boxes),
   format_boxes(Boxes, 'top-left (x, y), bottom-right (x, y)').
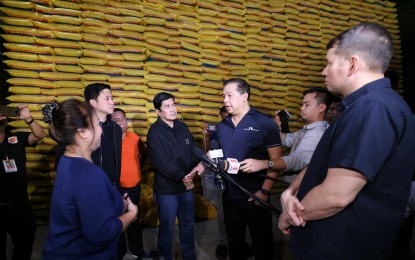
top-left (0, 0), bottom-right (402, 224)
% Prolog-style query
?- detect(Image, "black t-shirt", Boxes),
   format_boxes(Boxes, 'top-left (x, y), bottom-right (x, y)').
top-left (0, 131), bottom-right (31, 200)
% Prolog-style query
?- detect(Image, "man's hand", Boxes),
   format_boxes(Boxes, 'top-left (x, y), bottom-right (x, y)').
top-left (189, 162), bottom-right (204, 176)
top-left (280, 189), bottom-right (305, 227)
top-left (182, 173), bottom-right (195, 190)
top-left (278, 214), bottom-right (292, 235)
top-left (17, 105), bottom-right (31, 121)
top-left (248, 189), bottom-right (269, 206)
top-left (240, 158), bottom-right (267, 173)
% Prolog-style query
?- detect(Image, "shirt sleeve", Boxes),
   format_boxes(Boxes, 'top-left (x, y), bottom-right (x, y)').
top-left (281, 128), bottom-right (324, 171)
top-left (264, 117), bottom-right (282, 148)
top-left (329, 100), bottom-right (400, 181)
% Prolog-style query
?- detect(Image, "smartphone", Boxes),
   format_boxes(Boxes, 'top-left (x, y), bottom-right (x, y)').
top-left (277, 109), bottom-right (291, 121)
top-left (0, 106), bottom-right (19, 117)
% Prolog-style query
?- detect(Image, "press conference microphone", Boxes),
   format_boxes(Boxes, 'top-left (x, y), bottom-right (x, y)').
top-left (193, 146), bottom-right (215, 166)
top-left (209, 140), bottom-right (240, 174)
top-left (193, 147), bottom-right (281, 216)
top-left (209, 140), bottom-right (223, 164)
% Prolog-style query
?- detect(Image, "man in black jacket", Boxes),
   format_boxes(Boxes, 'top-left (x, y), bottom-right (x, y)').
top-left (147, 92), bottom-right (203, 260)
top-left (83, 83), bottom-right (125, 260)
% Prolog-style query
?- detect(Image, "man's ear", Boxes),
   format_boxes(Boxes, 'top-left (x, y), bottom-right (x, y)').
top-left (242, 92), bottom-right (248, 102)
top-left (155, 109), bottom-right (161, 117)
top-left (319, 104), bottom-right (327, 113)
top-left (89, 99), bottom-right (97, 108)
top-left (348, 55), bottom-right (360, 76)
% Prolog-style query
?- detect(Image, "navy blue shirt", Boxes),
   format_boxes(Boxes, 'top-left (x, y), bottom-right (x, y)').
top-left (216, 107), bottom-right (281, 200)
top-left (291, 78), bottom-right (415, 259)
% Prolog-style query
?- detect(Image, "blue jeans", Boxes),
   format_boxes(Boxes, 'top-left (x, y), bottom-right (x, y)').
top-left (154, 191), bottom-right (195, 260)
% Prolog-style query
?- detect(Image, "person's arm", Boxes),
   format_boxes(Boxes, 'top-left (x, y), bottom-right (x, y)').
top-left (249, 146), bottom-right (282, 203)
top-left (118, 196), bottom-right (138, 231)
top-left (297, 168), bottom-right (367, 221)
top-left (278, 168), bottom-right (306, 234)
top-left (240, 131), bottom-right (303, 173)
top-left (18, 105), bottom-right (46, 145)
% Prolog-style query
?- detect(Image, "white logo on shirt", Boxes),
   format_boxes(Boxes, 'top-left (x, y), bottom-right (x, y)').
top-left (185, 139), bottom-right (190, 144)
top-left (243, 127), bottom-right (259, 131)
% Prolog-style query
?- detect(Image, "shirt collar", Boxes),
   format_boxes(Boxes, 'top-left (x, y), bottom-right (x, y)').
top-left (305, 121), bottom-right (328, 130)
top-left (157, 117), bottom-right (178, 130)
top-left (339, 78), bottom-right (391, 112)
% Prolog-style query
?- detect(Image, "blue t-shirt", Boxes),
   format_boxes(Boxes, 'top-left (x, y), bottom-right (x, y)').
top-left (291, 78), bottom-right (415, 259)
top-left (216, 107), bottom-right (281, 200)
top-left (43, 156), bottom-right (124, 259)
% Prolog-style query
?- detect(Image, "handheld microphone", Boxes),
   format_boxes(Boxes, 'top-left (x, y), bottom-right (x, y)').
top-left (209, 140), bottom-right (240, 174)
top-left (209, 140), bottom-right (223, 164)
top-left (192, 146), bottom-right (281, 216)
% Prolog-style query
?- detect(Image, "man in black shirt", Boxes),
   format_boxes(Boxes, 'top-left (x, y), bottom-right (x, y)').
top-left (147, 92), bottom-right (203, 260)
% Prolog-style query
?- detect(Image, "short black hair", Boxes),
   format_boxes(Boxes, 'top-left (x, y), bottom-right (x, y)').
top-left (113, 108), bottom-right (125, 115)
top-left (303, 87), bottom-right (333, 112)
top-left (153, 92), bottom-right (175, 110)
top-left (223, 78), bottom-right (250, 100)
top-left (84, 83), bottom-right (111, 102)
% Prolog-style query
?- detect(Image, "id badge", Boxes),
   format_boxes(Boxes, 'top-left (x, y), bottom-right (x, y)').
top-left (3, 159), bottom-right (18, 173)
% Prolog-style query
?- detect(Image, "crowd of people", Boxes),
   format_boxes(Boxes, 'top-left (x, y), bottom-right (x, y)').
top-left (0, 22), bottom-right (414, 260)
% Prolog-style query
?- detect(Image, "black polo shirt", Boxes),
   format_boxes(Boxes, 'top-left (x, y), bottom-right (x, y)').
top-left (216, 107), bottom-right (281, 200)
top-left (291, 78), bottom-right (415, 259)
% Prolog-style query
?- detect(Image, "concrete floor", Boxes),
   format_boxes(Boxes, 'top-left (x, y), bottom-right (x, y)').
top-left (7, 193), bottom-right (415, 260)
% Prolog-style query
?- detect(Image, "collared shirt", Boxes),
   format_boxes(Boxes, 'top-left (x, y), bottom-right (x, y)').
top-left (291, 78), bottom-right (415, 259)
top-left (147, 118), bottom-right (197, 194)
top-left (282, 121), bottom-right (328, 171)
top-left (216, 107), bottom-right (281, 200)
top-left (120, 130), bottom-right (141, 188)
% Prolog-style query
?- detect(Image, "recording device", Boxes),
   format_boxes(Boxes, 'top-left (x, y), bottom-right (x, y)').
top-left (209, 140), bottom-right (223, 162)
top-left (0, 106), bottom-right (19, 117)
top-left (277, 109), bottom-right (291, 133)
top-left (192, 146), bottom-right (281, 216)
top-left (209, 140), bottom-right (240, 174)
top-left (206, 123), bottom-right (217, 134)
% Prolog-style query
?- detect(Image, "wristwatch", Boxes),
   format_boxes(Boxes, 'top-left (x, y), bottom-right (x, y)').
top-left (267, 160), bottom-right (273, 170)
top-left (261, 189), bottom-right (271, 196)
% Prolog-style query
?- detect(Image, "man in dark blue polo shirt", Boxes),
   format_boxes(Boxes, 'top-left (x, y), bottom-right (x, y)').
top-left (216, 78), bottom-right (282, 260)
top-left (279, 23), bottom-right (415, 259)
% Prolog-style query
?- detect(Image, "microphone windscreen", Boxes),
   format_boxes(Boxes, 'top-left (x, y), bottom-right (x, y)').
top-left (210, 139), bottom-right (220, 150)
top-left (217, 160), bottom-right (228, 171)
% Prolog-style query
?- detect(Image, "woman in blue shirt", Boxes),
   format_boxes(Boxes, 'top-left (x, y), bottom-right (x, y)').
top-left (42, 99), bottom-right (138, 259)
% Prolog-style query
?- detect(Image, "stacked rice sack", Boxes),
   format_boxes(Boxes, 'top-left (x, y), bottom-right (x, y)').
top-left (0, 0), bottom-right (402, 225)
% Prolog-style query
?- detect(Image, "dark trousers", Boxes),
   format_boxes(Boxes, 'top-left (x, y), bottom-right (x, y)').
top-left (154, 190), bottom-right (195, 260)
top-left (117, 185), bottom-right (143, 260)
top-left (0, 198), bottom-right (36, 260)
top-left (223, 196), bottom-right (274, 260)
top-left (389, 216), bottom-right (413, 260)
